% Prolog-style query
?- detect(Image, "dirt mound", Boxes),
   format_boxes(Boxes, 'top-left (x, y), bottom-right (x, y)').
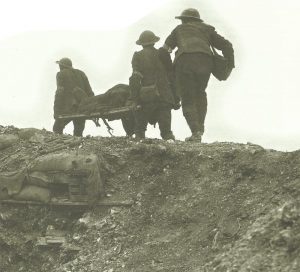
top-left (0, 126), bottom-right (299, 272)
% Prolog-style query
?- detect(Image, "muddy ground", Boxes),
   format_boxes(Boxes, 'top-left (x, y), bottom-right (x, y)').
top-left (0, 126), bottom-right (300, 272)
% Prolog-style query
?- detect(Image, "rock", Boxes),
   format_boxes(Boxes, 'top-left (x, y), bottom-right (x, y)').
top-left (155, 144), bottom-right (167, 154)
top-left (271, 228), bottom-right (293, 247)
top-left (280, 201), bottom-right (300, 225)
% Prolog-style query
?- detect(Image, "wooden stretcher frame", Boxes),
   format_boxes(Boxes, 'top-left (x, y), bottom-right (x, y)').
top-left (56, 106), bottom-right (136, 121)
top-left (0, 199), bottom-right (134, 207)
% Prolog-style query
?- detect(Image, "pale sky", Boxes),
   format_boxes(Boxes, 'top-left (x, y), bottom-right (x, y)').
top-left (0, 0), bottom-right (300, 151)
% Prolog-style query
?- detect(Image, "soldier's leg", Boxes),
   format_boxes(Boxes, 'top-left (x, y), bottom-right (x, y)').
top-left (195, 73), bottom-right (210, 134)
top-left (121, 113), bottom-right (135, 137)
top-left (73, 119), bottom-right (85, 137)
top-left (176, 71), bottom-right (201, 133)
top-left (53, 119), bottom-right (70, 134)
top-left (134, 109), bottom-right (148, 139)
top-left (156, 106), bottom-right (175, 140)
top-left (195, 91), bottom-right (207, 134)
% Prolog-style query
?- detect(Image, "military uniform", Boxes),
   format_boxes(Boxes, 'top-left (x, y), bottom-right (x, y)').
top-left (164, 8), bottom-right (234, 141)
top-left (130, 31), bottom-right (177, 140)
top-left (53, 58), bottom-right (94, 137)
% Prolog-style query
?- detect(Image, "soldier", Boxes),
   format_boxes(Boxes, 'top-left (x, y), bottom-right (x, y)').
top-left (53, 58), bottom-right (94, 137)
top-left (129, 30), bottom-right (179, 141)
top-left (163, 8), bottom-right (235, 142)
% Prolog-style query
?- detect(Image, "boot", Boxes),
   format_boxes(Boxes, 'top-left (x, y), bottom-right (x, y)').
top-left (185, 131), bottom-right (202, 142)
top-left (135, 131), bottom-right (145, 141)
top-left (164, 134), bottom-right (175, 143)
top-left (161, 131), bottom-right (175, 142)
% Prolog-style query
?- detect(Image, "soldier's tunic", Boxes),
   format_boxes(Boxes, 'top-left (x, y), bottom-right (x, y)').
top-left (165, 20), bottom-right (234, 134)
top-left (130, 46), bottom-right (176, 140)
top-left (53, 68), bottom-right (94, 136)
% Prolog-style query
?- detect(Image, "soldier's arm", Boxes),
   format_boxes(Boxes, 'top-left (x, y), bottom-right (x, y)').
top-left (54, 72), bottom-right (64, 118)
top-left (53, 89), bottom-right (64, 118)
top-left (158, 47), bottom-right (173, 72)
top-left (163, 28), bottom-right (178, 52)
top-left (210, 31), bottom-right (235, 68)
top-left (129, 52), bottom-right (142, 104)
top-left (56, 72), bottom-right (65, 90)
top-left (158, 47), bottom-right (180, 106)
top-left (82, 73), bottom-right (94, 97)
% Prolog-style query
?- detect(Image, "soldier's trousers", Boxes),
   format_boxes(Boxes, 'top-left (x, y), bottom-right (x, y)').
top-left (175, 53), bottom-right (213, 134)
top-left (121, 114), bottom-right (135, 137)
top-left (53, 118), bottom-right (85, 137)
top-left (134, 103), bottom-right (175, 140)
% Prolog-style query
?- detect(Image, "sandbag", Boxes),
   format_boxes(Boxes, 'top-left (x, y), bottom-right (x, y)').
top-left (211, 46), bottom-right (233, 81)
top-left (0, 170), bottom-right (26, 197)
top-left (29, 152), bottom-right (104, 204)
top-left (0, 152), bottom-right (104, 204)
top-left (0, 188), bottom-right (9, 200)
top-left (13, 185), bottom-right (51, 203)
top-left (28, 172), bottom-right (51, 188)
top-left (30, 153), bottom-right (98, 173)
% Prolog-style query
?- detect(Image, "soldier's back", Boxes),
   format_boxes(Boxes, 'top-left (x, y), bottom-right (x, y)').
top-left (57, 68), bottom-right (86, 91)
top-left (134, 47), bottom-right (168, 87)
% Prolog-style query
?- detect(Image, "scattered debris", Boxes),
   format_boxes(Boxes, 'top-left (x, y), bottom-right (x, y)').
top-left (0, 134), bottom-right (19, 150)
top-left (0, 126), bottom-right (300, 272)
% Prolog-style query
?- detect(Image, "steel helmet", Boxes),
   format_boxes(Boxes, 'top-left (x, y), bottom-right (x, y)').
top-left (56, 57), bottom-right (73, 68)
top-left (175, 8), bottom-right (203, 21)
top-left (136, 30), bottom-right (160, 46)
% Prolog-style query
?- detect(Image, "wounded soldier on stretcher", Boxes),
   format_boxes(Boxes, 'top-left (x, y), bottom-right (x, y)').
top-left (56, 84), bottom-right (136, 137)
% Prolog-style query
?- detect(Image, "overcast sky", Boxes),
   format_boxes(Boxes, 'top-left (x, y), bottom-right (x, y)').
top-left (0, 0), bottom-right (299, 151)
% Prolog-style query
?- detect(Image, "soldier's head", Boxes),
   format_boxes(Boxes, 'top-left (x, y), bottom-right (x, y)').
top-left (56, 57), bottom-right (73, 70)
top-left (136, 30), bottom-right (160, 48)
top-left (175, 8), bottom-right (203, 23)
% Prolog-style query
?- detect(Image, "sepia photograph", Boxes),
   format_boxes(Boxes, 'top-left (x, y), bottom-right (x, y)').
top-left (0, 0), bottom-right (300, 271)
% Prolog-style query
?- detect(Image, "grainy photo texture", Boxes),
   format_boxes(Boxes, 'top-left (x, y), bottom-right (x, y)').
top-left (0, 1), bottom-right (300, 271)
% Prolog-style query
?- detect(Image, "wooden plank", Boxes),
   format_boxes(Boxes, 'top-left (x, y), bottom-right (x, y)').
top-left (57, 106), bottom-right (135, 120)
top-left (0, 199), bottom-right (134, 207)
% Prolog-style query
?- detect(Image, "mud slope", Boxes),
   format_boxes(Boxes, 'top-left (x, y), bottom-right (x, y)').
top-left (0, 126), bottom-right (300, 272)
